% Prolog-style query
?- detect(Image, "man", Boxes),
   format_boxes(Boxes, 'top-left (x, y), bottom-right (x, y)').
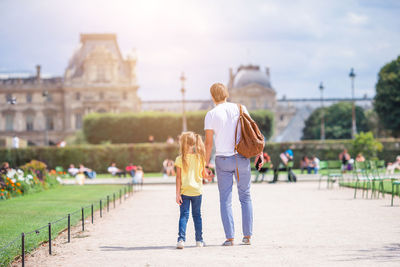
top-left (67, 164), bottom-right (79, 177)
top-left (204, 83), bottom-right (264, 246)
top-left (272, 148), bottom-right (297, 183)
top-left (107, 162), bottom-right (126, 178)
top-left (307, 156), bottom-right (320, 174)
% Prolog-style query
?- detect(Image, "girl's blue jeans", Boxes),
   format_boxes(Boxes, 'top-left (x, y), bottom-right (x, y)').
top-left (178, 194), bottom-right (203, 242)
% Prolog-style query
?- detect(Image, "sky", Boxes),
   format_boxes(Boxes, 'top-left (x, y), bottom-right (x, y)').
top-left (0, 0), bottom-right (399, 101)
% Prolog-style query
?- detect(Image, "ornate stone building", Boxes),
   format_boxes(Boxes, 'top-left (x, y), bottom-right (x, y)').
top-left (0, 34), bottom-right (140, 145)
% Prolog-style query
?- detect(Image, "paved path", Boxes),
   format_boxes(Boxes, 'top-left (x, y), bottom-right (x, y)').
top-left (26, 182), bottom-right (400, 266)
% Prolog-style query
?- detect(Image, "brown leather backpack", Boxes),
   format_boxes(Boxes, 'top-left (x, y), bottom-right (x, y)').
top-left (234, 104), bottom-right (265, 158)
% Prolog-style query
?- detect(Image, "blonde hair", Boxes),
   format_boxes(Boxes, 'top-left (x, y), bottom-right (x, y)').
top-left (179, 131), bottom-right (205, 171)
top-left (210, 83), bottom-right (229, 102)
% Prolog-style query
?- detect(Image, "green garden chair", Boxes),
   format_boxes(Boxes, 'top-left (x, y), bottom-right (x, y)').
top-left (353, 161), bottom-right (372, 199)
top-left (55, 166), bottom-right (66, 178)
top-left (326, 160), bottom-right (343, 189)
top-left (391, 179), bottom-right (400, 206)
top-left (276, 161), bottom-right (295, 182)
top-left (318, 161), bottom-right (328, 189)
top-left (368, 160), bottom-right (386, 199)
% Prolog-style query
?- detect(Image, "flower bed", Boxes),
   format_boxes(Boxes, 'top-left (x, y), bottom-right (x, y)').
top-left (0, 160), bottom-right (59, 201)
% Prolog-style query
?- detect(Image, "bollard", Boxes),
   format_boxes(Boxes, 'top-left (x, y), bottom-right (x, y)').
top-left (81, 207), bottom-right (84, 231)
top-left (68, 214), bottom-right (70, 243)
top-left (21, 233), bottom-right (25, 267)
top-left (107, 195), bottom-right (109, 212)
top-left (120, 189), bottom-right (122, 203)
top-left (100, 200), bottom-right (102, 218)
top-left (91, 204), bottom-right (94, 224)
top-left (113, 193), bottom-right (116, 208)
top-left (48, 223), bottom-right (52, 255)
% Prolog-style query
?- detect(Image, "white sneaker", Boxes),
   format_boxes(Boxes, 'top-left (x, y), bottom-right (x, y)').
top-left (196, 241), bottom-right (205, 247)
top-left (176, 240), bottom-right (184, 249)
top-left (242, 237), bottom-right (251, 245)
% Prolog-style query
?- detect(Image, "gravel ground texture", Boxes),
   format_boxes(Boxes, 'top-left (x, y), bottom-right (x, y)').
top-left (22, 182), bottom-right (400, 267)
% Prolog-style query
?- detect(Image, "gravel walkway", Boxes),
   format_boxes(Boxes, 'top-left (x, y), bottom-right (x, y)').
top-left (25, 182), bottom-right (400, 266)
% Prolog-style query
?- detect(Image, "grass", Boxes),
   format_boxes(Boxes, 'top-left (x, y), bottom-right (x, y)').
top-left (0, 184), bottom-right (129, 266)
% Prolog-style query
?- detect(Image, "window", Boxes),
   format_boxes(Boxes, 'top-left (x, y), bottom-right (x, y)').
top-left (5, 114), bottom-right (13, 131)
top-left (46, 115), bottom-right (54, 131)
top-left (280, 115), bottom-right (284, 121)
top-left (5, 94), bottom-right (12, 102)
top-left (123, 91), bottom-right (128, 99)
top-left (75, 113), bottom-right (82, 129)
top-left (76, 92), bottom-right (81, 101)
top-left (99, 92), bottom-right (104, 100)
top-left (26, 93), bottom-right (32, 103)
top-left (97, 65), bottom-right (106, 82)
top-left (46, 93), bottom-right (52, 102)
top-left (26, 114), bottom-right (34, 131)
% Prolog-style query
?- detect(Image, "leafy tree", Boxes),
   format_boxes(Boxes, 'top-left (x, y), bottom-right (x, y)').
top-left (374, 55), bottom-right (400, 137)
top-left (351, 131), bottom-right (383, 159)
top-left (302, 102), bottom-right (369, 140)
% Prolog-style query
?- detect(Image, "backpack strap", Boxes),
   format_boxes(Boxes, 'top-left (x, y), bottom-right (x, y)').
top-left (234, 104), bottom-right (243, 181)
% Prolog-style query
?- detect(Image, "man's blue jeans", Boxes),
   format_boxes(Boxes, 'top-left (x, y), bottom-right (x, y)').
top-left (215, 154), bottom-right (253, 239)
top-left (178, 194), bottom-right (203, 242)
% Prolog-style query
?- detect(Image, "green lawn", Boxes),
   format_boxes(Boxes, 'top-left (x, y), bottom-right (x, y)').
top-left (0, 184), bottom-right (129, 266)
top-left (63, 172), bottom-right (163, 179)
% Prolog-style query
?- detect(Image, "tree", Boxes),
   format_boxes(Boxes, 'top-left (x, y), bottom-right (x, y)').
top-left (374, 55), bottom-right (400, 137)
top-left (302, 102), bottom-right (369, 140)
top-left (351, 131), bottom-right (383, 159)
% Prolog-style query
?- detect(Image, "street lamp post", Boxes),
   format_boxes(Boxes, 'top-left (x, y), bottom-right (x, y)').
top-left (180, 72), bottom-right (187, 132)
top-left (42, 90), bottom-right (49, 146)
top-left (319, 82), bottom-right (325, 140)
top-left (349, 68), bottom-right (357, 139)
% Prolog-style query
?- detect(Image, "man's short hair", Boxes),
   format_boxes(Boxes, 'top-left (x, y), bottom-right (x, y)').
top-left (210, 83), bottom-right (229, 102)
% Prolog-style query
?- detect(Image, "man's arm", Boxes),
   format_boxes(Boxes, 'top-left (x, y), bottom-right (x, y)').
top-left (205, 129), bottom-right (214, 166)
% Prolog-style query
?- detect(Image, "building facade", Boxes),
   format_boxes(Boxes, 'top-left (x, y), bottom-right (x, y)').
top-left (0, 34), bottom-right (140, 145)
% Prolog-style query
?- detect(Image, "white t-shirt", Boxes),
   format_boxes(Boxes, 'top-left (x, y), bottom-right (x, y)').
top-left (204, 102), bottom-right (249, 156)
top-left (107, 166), bottom-right (118, 175)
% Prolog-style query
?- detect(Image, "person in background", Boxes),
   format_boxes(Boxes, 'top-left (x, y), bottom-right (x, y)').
top-left (300, 156), bottom-right (309, 174)
top-left (79, 164), bottom-right (96, 179)
top-left (107, 162), bottom-right (126, 177)
top-left (307, 156), bottom-right (320, 174)
top-left (355, 153), bottom-right (365, 162)
top-left (148, 135), bottom-right (155, 143)
top-left (67, 164), bottom-right (79, 177)
top-left (339, 149), bottom-right (351, 173)
top-left (0, 162), bottom-right (11, 186)
top-left (132, 166), bottom-right (144, 185)
top-left (387, 155), bottom-right (400, 175)
top-left (126, 163), bottom-right (137, 178)
top-left (272, 148), bottom-right (297, 183)
top-left (166, 136), bottom-right (175, 144)
top-left (254, 152), bottom-right (272, 183)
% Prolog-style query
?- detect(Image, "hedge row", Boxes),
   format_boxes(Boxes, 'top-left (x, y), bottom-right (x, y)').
top-left (1, 139), bottom-right (399, 173)
top-left (83, 110), bottom-right (274, 144)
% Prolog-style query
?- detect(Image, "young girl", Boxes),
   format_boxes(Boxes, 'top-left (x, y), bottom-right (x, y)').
top-left (175, 131), bottom-right (206, 249)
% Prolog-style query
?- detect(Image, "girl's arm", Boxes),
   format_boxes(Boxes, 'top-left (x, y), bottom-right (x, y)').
top-left (176, 167), bottom-right (182, 205)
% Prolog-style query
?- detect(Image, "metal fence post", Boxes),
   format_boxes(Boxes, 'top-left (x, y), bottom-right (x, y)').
top-left (81, 208), bottom-right (84, 231)
top-left (91, 204), bottom-right (94, 224)
top-left (48, 223), bottom-right (52, 255)
top-left (68, 214), bottom-right (70, 243)
top-left (107, 195), bottom-right (109, 212)
top-left (113, 193), bottom-right (115, 208)
top-left (100, 200), bottom-right (102, 218)
top-left (21, 233), bottom-right (25, 267)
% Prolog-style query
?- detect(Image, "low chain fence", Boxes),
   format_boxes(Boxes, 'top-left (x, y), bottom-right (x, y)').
top-left (0, 182), bottom-right (142, 266)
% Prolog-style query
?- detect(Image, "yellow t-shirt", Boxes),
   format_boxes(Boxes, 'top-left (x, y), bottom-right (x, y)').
top-left (175, 154), bottom-right (205, 196)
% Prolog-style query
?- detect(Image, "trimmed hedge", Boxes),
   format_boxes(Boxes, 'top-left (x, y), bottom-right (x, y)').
top-left (83, 110), bottom-right (274, 144)
top-left (0, 139), bottom-right (398, 173)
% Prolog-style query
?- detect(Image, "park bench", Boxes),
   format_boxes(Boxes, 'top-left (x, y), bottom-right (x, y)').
top-left (319, 160), bottom-right (343, 189)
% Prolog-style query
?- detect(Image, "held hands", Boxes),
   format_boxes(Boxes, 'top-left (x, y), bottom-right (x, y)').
top-left (176, 194), bottom-right (183, 205)
top-left (257, 153), bottom-right (265, 171)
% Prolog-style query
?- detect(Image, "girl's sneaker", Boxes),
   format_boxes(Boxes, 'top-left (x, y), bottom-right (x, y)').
top-left (176, 240), bottom-right (184, 249)
top-left (196, 241), bottom-right (205, 247)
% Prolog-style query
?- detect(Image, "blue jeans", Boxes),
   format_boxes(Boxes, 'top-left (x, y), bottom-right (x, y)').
top-left (216, 154), bottom-right (253, 239)
top-left (178, 194), bottom-right (203, 242)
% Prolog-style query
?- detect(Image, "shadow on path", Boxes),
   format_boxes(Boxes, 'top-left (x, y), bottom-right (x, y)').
top-left (334, 243), bottom-right (400, 263)
top-left (100, 244), bottom-right (221, 251)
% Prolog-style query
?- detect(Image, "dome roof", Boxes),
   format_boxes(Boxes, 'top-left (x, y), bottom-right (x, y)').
top-left (233, 65), bottom-right (272, 89)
